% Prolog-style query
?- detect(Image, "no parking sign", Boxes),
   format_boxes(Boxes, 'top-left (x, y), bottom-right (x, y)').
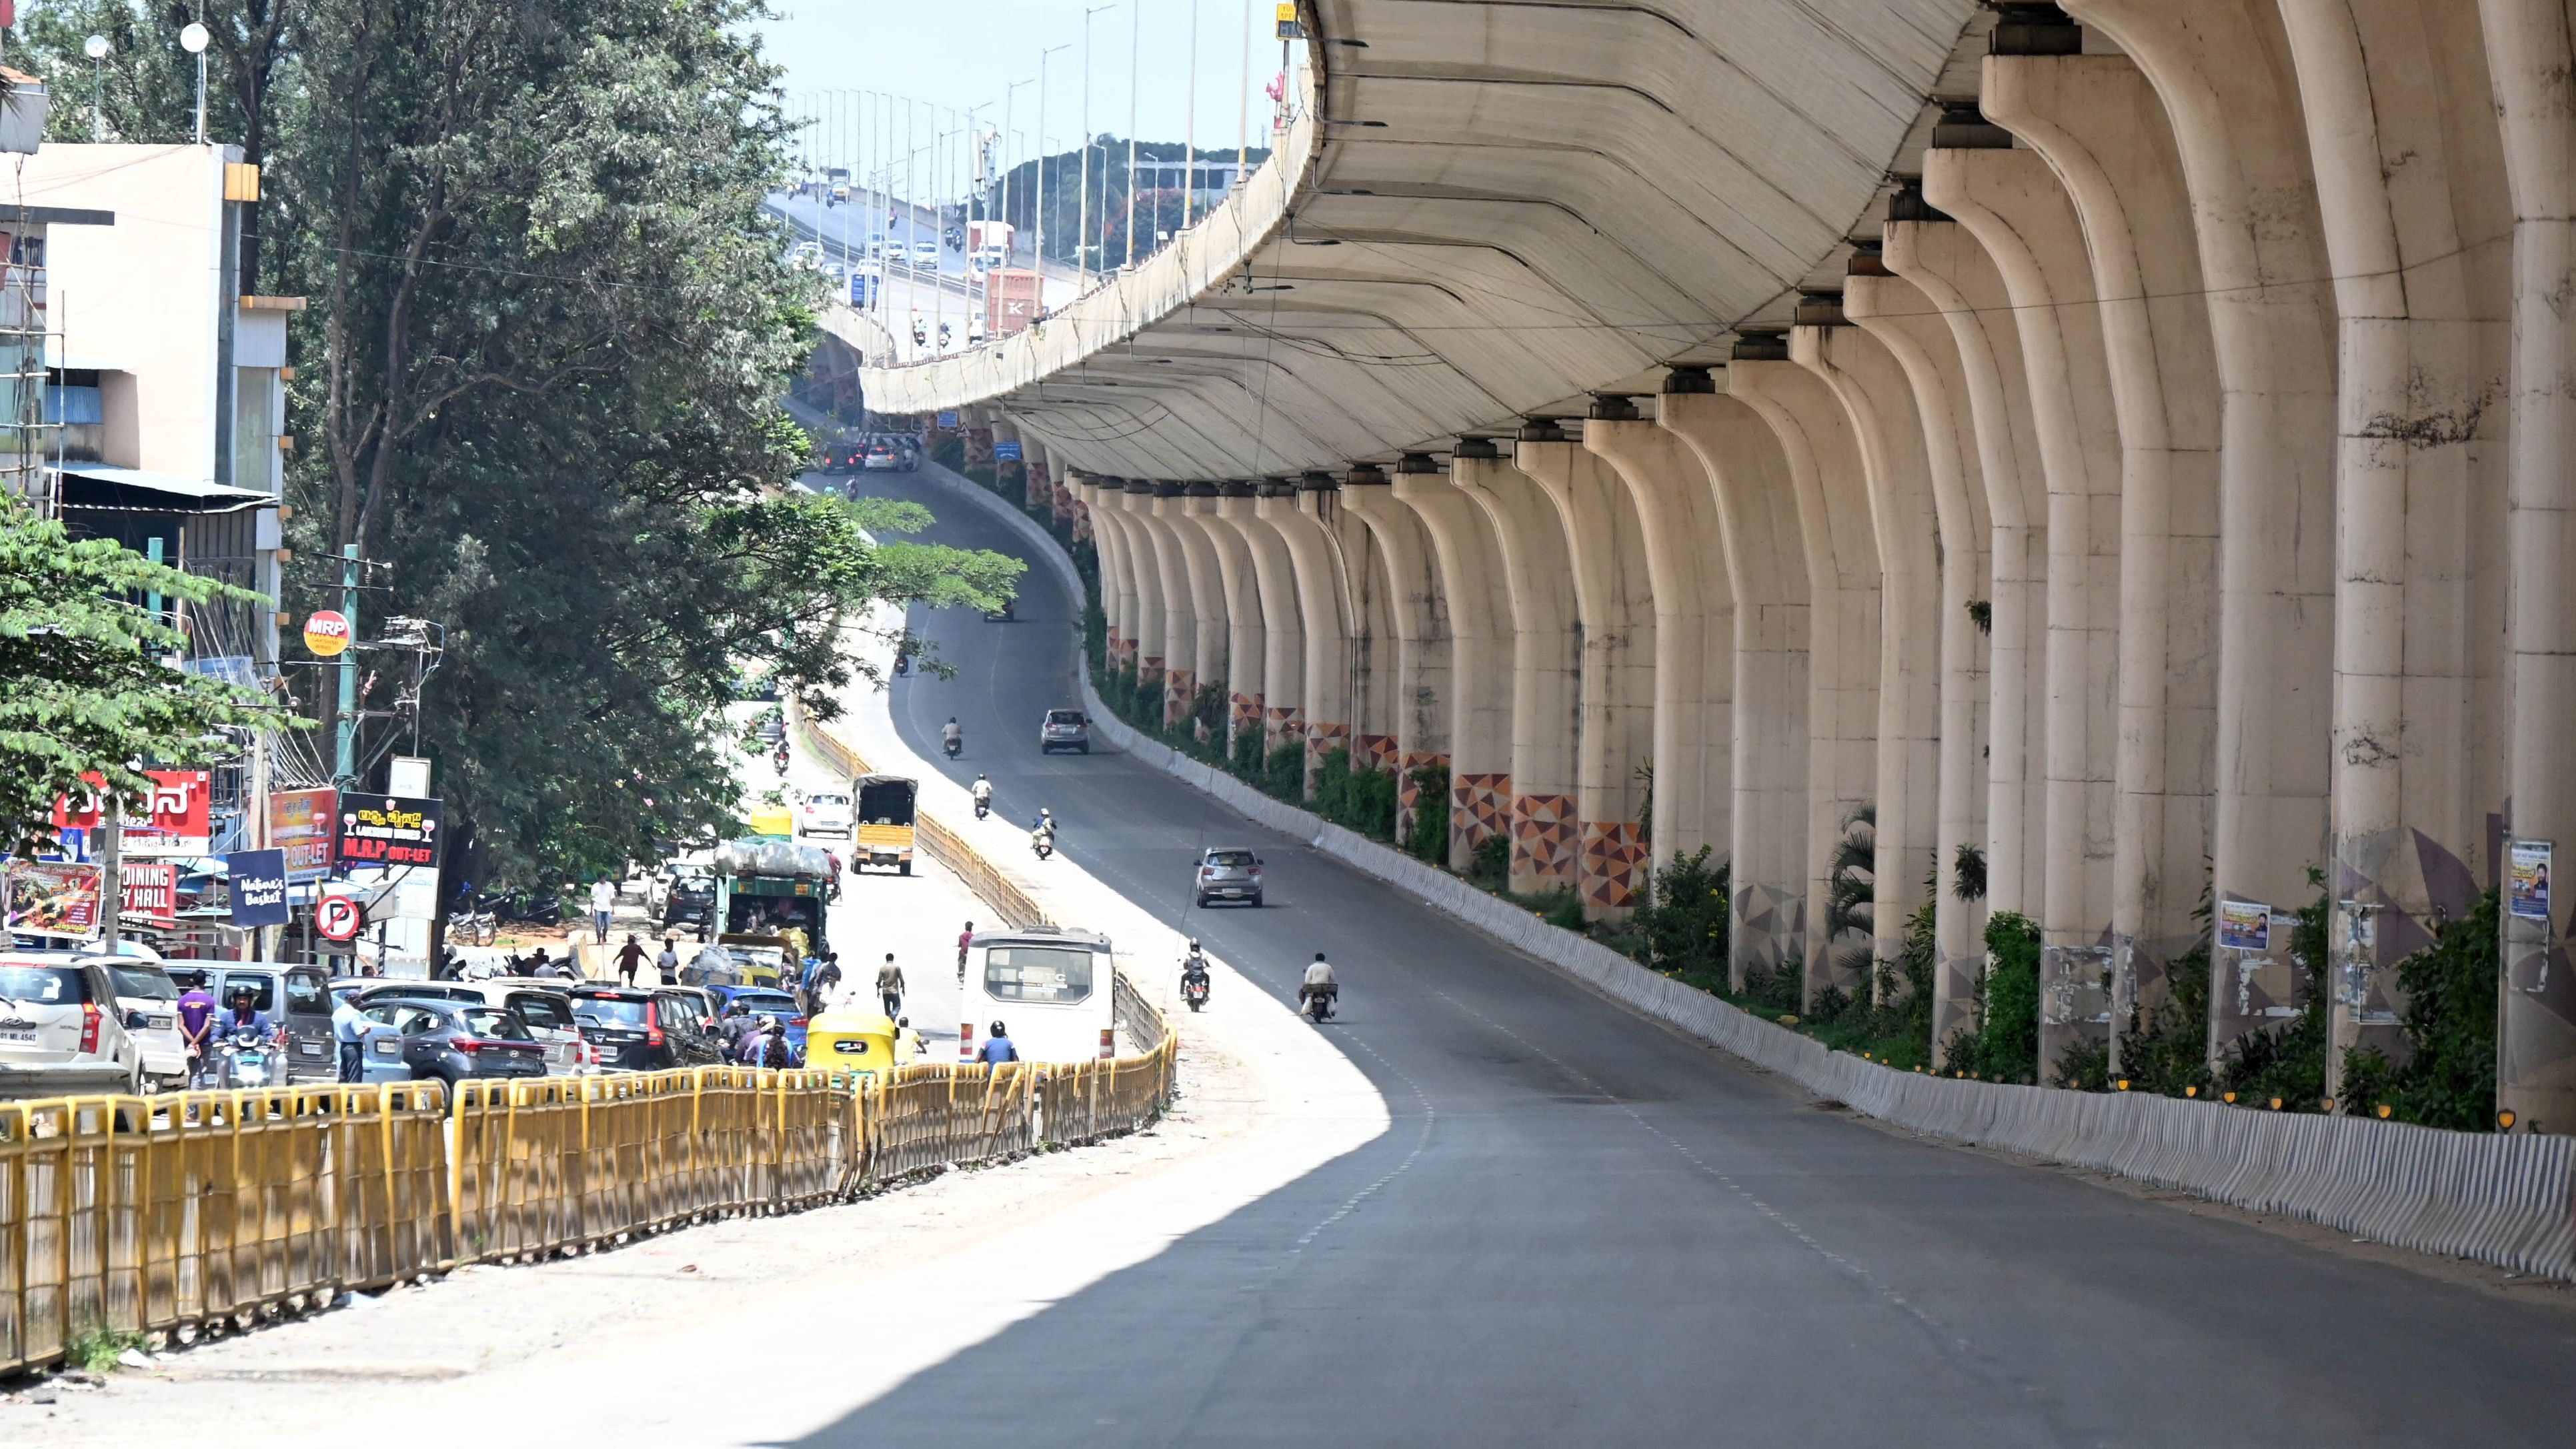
top-left (316, 892), bottom-right (366, 942)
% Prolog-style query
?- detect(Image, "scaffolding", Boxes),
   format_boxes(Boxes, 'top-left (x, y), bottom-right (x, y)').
top-left (0, 238), bottom-right (56, 513)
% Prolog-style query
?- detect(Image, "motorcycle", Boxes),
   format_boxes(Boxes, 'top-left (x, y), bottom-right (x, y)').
top-left (973, 796), bottom-right (992, 820)
top-left (773, 746), bottom-right (792, 775)
top-left (1182, 974), bottom-right (1210, 1012)
top-left (1304, 990), bottom-right (1334, 1024)
top-left (216, 1028), bottom-right (280, 1089)
top-left (1031, 829), bottom-right (1054, 860)
top-left (943, 736), bottom-right (962, 760)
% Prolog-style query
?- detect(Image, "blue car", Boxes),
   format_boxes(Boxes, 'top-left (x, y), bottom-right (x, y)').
top-left (709, 985), bottom-right (808, 1059)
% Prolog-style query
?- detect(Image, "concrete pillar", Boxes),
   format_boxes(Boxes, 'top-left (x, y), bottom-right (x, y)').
top-left (1132, 486), bottom-right (1200, 720)
top-left (1518, 423), bottom-right (1660, 919)
top-left (1985, 52), bottom-right (2226, 1068)
top-left (1076, 477), bottom-right (1141, 672)
top-left (1845, 268), bottom-right (1995, 1052)
top-left (1342, 465), bottom-right (1455, 843)
top-left (1323, 477), bottom-right (1406, 778)
top-left (2481, 0), bottom-right (2576, 1126)
top-left (1926, 145), bottom-right (2126, 1077)
top-left (1661, 389), bottom-right (1814, 990)
top-left (1792, 319), bottom-right (1945, 997)
top-left (2061, 0), bottom-right (2341, 1074)
top-left (1450, 443), bottom-right (1584, 894)
top-left (1117, 481), bottom-right (1171, 693)
top-left (1181, 484), bottom-right (1267, 746)
top-left (1884, 217), bottom-right (2053, 938)
top-left (1256, 479), bottom-right (1358, 782)
top-left (2275, 0), bottom-right (2513, 1096)
top-left (1211, 487), bottom-right (1306, 748)
top-left (1728, 354), bottom-right (1883, 1004)
top-left (1584, 389), bottom-right (1736, 869)
top-left (1154, 487), bottom-right (1232, 733)
top-left (1391, 455), bottom-right (1516, 868)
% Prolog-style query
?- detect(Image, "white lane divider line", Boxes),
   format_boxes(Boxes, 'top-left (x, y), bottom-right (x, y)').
top-left (1290, 1029), bottom-right (1435, 1255)
top-left (1426, 988), bottom-right (1976, 1358)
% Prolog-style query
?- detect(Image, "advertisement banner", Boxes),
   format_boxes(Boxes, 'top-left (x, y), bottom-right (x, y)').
top-left (2509, 839), bottom-right (2553, 923)
top-left (51, 770), bottom-right (213, 856)
top-left (3, 862), bottom-right (104, 939)
top-left (2218, 898), bottom-right (2271, 952)
top-left (333, 793), bottom-right (443, 869)
top-left (119, 862), bottom-right (177, 924)
top-left (268, 788), bottom-right (337, 880)
top-left (227, 848), bottom-right (290, 928)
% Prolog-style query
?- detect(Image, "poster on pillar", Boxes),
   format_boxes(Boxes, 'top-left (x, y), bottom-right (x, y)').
top-left (2509, 840), bottom-right (2551, 923)
top-left (2218, 900), bottom-right (2271, 952)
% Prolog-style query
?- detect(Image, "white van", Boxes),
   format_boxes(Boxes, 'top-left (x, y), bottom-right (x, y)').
top-left (960, 926), bottom-right (1116, 1066)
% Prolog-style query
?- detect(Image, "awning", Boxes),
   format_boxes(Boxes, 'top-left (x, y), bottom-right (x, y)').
top-left (53, 465), bottom-right (273, 515)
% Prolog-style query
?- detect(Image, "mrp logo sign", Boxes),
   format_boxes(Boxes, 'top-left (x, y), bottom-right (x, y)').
top-left (333, 793), bottom-right (443, 868)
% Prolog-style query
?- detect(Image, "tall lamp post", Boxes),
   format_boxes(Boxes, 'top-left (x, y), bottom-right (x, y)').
top-left (83, 35), bottom-right (109, 143)
top-left (1003, 78), bottom-right (1034, 266)
top-left (1079, 3), bottom-right (1115, 289)
top-left (1037, 43), bottom-right (1068, 281)
top-left (181, 20), bottom-right (209, 145)
top-left (1124, 1), bottom-right (1140, 269)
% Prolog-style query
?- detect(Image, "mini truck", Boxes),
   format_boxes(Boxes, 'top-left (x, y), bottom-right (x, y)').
top-left (708, 838), bottom-right (834, 974)
top-left (851, 774), bottom-right (918, 875)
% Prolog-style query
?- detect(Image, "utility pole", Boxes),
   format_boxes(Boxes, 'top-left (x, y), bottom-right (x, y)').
top-left (335, 543), bottom-right (359, 782)
top-left (249, 724), bottom-right (273, 962)
top-left (1080, 4), bottom-right (1115, 289)
top-left (1237, 0), bottom-right (1252, 193)
top-left (1126, 0), bottom-right (1140, 269)
top-left (99, 794), bottom-right (122, 956)
top-left (1039, 43), bottom-right (1068, 278)
top-left (1005, 79), bottom-right (1032, 267)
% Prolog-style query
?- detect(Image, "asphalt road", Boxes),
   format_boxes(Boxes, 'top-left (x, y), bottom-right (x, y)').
top-left (828, 465), bottom-right (2576, 1447)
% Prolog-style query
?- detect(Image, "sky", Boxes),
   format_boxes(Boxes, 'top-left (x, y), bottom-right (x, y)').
top-left (759, 1), bottom-right (1300, 187)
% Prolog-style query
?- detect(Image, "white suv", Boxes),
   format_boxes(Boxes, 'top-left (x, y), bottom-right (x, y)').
top-left (0, 957), bottom-right (145, 1098)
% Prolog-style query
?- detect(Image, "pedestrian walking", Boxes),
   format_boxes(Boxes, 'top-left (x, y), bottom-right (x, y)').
top-left (332, 990), bottom-right (367, 1084)
top-left (810, 952), bottom-right (843, 1013)
top-left (615, 933), bottom-right (648, 986)
top-left (590, 878), bottom-right (616, 944)
top-left (956, 921), bottom-right (975, 982)
top-left (877, 953), bottom-right (906, 1018)
top-left (655, 936), bottom-right (680, 986)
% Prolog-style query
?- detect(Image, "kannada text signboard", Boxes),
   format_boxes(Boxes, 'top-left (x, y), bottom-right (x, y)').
top-left (51, 770), bottom-right (213, 856)
top-left (333, 792), bottom-right (443, 869)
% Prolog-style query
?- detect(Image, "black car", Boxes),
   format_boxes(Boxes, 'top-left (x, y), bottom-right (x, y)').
top-left (568, 986), bottom-right (726, 1072)
top-left (356, 996), bottom-right (548, 1093)
top-left (662, 876), bottom-right (716, 932)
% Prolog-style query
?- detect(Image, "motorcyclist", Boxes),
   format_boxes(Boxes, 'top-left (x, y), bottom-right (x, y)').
top-left (942, 717), bottom-right (964, 756)
top-left (1030, 808), bottom-right (1056, 856)
top-left (1180, 941), bottom-right (1212, 1002)
top-left (218, 986), bottom-right (283, 1049)
top-left (1296, 952), bottom-right (1338, 1017)
top-left (970, 774), bottom-right (994, 816)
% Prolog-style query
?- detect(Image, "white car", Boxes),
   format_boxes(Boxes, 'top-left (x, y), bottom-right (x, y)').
top-left (799, 791), bottom-right (855, 838)
top-left (911, 239), bottom-right (940, 267)
top-left (0, 956), bottom-right (146, 1098)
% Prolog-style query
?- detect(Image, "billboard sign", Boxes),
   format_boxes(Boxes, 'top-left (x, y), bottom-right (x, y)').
top-left (227, 848), bottom-right (290, 928)
top-left (268, 788), bottom-right (337, 880)
top-left (52, 770), bottom-right (212, 856)
top-left (333, 792), bottom-right (443, 869)
top-left (119, 862), bottom-right (177, 924)
top-left (3, 862), bottom-right (104, 939)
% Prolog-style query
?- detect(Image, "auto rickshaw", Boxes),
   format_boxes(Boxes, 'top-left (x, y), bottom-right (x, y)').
top-left (804, 1006), bottom-right (915, 1078)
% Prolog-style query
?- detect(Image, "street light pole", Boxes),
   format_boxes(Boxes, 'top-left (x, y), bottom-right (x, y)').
top-left (1183, 0), bottom-right (1199, 229)
top-left (1080, 3), bottom-right (1115, 289)
top-left (1004, 79), bottom-right (1032, 267)
top-left (1125, 0), bottom-right (1139, 269)
top-left (1038, 43), bottom-right (1068, 280)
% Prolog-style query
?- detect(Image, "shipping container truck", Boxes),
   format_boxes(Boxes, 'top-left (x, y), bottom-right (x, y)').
top-left (986, 269), bottom-right (1043, 337)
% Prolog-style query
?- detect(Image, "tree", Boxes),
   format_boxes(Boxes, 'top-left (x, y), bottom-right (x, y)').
top-left (0, 499), bottom-right (283, 852)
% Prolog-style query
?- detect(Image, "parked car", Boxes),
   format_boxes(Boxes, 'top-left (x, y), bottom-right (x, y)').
top-left (0, 956), bottom-right (147, 1097)
top-left (1040, 707), bottom-right (1092, 754)
top-left (12, 949), bottom-right (188, 1092)
top-left (661, 874), bottom-right (718, 934)
top-left (163, 962), bottom-right (336, 1080)
top-left (442, 980), bottom-right (593, 1074)
top-left (798, 790), bottom-right (854, 838)
top-left (1192, 847), bottom-right (1266, 908)
top-left (863, 441), bottom-right (898, 471)
top-left (566, 986), bottom-right (726, 1072)
top-left (352, 997), bottom-right (548, 1093)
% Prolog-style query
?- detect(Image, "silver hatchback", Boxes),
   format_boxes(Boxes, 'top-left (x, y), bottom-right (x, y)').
top-left (1193, 848), bottom-right (1264, 908)
top-left (1040, 707), bottom-right (1091, 755)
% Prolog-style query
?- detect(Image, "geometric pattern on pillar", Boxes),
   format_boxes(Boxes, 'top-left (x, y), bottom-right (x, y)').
top-left (1164, 667), bottom-right (1195, 728)
top-left (1107, 631), bottom-right (1132, 669)
top-left (1140, 655), bottom-right (1165, 689)
top-left (1264, 705), bottom-right (1304, 746)
top-left (1355, 733), bottom-right (1399, 772)
top-left (1396, 749), bottom-right (1448, 841)
top-left (1580, 820), bottom-right (1649, 912)
top-left (1455, 773), bottom-right (1512, 847)
top-left (1734, 882), bottom-right (1803, 978)
top-left (1512, 792), bottom-right (1580, 884)
top-left (1306, 719), bottom-right (1349, 757)
top-left (1230, 691), bottom-right (1264, 740)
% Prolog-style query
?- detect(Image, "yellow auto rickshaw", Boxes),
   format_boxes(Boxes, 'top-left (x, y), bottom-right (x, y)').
top-left (804, 1007), bottom-right (916, 1078)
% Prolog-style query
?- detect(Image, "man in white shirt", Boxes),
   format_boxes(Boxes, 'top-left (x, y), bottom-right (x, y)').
top-left (590, 878), bottom-right (616, 944)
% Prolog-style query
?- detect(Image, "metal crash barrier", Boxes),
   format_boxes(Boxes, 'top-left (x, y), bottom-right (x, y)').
top-left (0, 1026), bottom-right (1175, 1376)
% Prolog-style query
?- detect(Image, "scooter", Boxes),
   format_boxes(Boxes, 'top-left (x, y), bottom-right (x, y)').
top-left (217, 1028), bottom-right (280, 1089)
top-left (1304, 990), bottom-right (1334, 1024)
top-left (1031, 830), bottom-right (1055, 860)
top-left (943, 736), bottom-right (962, 760)
top-left (773, 746), bottom-right (792, 775)
top-left (973, 796), bottom-right (992, 820)
top-left (1182, 974), bottom-right (1210, 1012)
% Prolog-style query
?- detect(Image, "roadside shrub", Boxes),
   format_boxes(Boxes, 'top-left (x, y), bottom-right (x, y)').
top-left (2210, 873), bottom-right (2334, 1110)
top-left (1811, 898), bottom-right (1937, 1070)
top-left (2339, 888), bottom-right (2501, 1130)
top-left (1824, 805), bottom-right (1876, 980)
top-left (1311, 748), bottom-right (1398, 840)
top-left (1262, 743), bottom-right (1305, 800)
top-left (1744, 954), bottom-right (1804, 1016)
top-left (1952, 910), bottom-right (2040, 1083)
top-left (1630, 848), bottom-right (1729, 984)
top-left (1228, 725), bottom-right (1264, 781)
top-left (1466, 831), bottom-right (1510, 891)
top-left (1404, 763), bottom-right (1451, 864)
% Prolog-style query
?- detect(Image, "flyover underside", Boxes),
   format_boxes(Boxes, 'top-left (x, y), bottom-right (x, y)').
top-left (860, 1), bottom-right (2576, 1118)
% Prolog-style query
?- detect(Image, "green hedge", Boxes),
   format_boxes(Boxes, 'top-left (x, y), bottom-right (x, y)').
top-left (1403, 763), bottom-right (1451, 864)
top-left (1951, 911), bottom-right (2040, 1084)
